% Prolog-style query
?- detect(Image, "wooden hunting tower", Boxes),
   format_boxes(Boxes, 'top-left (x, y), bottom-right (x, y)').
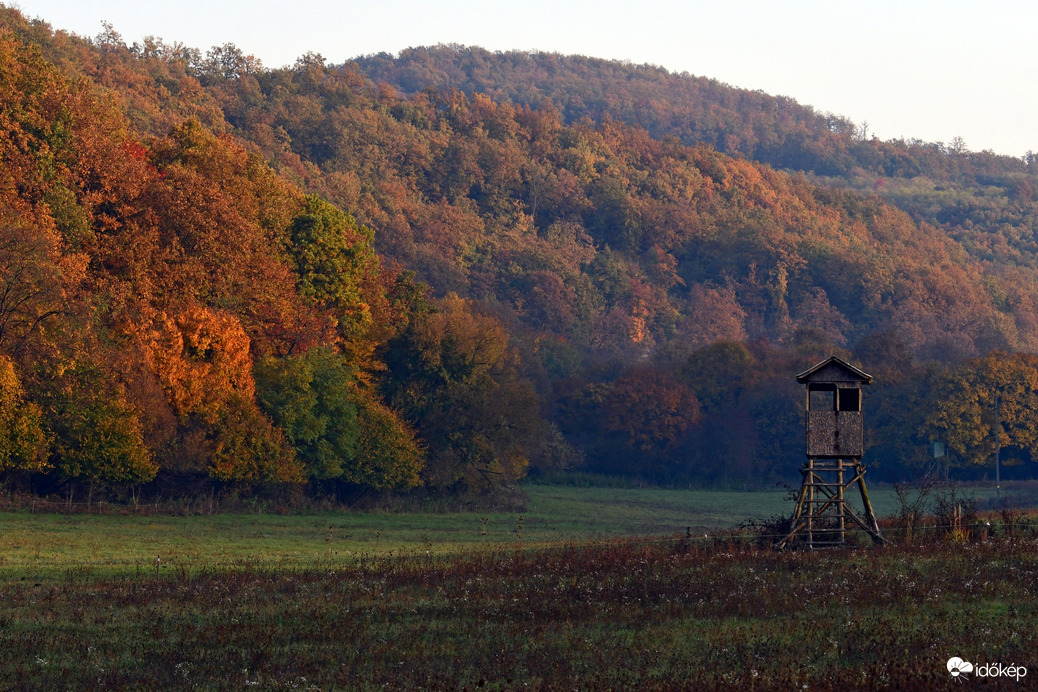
top-left (775, 356), bottom-right (885, 549)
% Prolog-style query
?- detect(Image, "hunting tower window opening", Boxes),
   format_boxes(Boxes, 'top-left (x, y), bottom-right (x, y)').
top-left (838, 388), bottom-right (860, 412)
top-left (809, 387), bottom-right (834, 411)
top-left (808, 385), bottom-right (860, 412)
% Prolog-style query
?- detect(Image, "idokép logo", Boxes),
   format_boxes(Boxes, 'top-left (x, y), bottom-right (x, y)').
top-left (947, 657), bottom-right (973, 680)
top-left (947, 656), bottom-right (1027, 682)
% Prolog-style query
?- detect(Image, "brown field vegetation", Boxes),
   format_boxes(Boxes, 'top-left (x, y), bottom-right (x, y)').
top-left (2, 520), bottom-right (1035, 689)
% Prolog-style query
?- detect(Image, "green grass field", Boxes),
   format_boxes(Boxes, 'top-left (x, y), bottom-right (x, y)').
top-left (1, 483), bottom-right (1032, 689)
top-left (0, 483), bottom-right (1007, 580)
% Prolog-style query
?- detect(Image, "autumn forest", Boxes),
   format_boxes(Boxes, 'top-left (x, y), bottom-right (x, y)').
top-left (2, 7), bottom-right (1038, 504)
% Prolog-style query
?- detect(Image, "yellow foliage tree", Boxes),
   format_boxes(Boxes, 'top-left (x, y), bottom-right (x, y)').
top-left (0, 354), bottom-right (45, 471)
top-left (924, 352), bottom-right (1038, 467)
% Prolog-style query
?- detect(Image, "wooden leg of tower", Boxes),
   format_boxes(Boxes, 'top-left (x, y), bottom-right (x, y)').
top-left (788, 466), bottom-right (807, 527)
top-left (806, 457), bottom-right (814, 549)
top-left (855, 461), bottom-right (885, 544)
top-left (775, 461), bottom-right (811, 550)
top-left (837, 458), bottom-right (846, 546)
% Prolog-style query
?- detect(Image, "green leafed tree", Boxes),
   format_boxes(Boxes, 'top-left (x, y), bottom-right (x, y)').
top-left (43, 363), bottom-right (158, 485)
top-left (255, 347), bottom-right (423, 489)
top-left (287, 196), bottom-right (379, 343)
top-left (350, 392), bottom-right (423, 490)
top-left (255, 347), bottom-right (361, 480)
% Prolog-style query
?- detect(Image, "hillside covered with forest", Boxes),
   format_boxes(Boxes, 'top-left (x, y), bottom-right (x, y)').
top-left (355, 46), bottom-right (1038, 279)
top-left (1, 7), bottom-right (1037, 504)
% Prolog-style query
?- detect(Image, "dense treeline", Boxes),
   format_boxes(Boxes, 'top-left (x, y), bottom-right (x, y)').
top-left (352, 46), bottom-right (1035, 183)
top-left (0, 7), bottom-right (1035, 500)
top-left (354, 46), bottom-right (1038, 283)
top-left (193, 50), bottom-right (1026, 359)
top-left (0, 10), bottom-right (547, 501)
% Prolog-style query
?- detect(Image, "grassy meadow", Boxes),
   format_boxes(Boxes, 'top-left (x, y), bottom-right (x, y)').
top-left (1, 483), bottom-right (1034, 689)
top-left (0, 485), bottom-right (810, 579)
top-left (0, 483), bottom-right (1006, 579)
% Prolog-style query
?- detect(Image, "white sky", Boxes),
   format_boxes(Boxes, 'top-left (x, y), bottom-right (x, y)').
top-left (10, 0), bottom-right (1038, 158)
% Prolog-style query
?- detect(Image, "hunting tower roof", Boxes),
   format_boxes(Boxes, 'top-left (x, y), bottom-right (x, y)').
top-left (795, 356), bottom-right (872, 385)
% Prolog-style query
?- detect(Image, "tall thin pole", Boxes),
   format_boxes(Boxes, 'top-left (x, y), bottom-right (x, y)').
top-left (995, 392), bottom-right (1001, 502)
